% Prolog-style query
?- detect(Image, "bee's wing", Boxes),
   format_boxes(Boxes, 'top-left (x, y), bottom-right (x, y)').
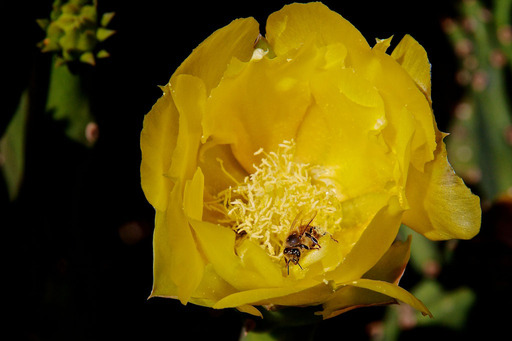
top-left (303, 210), bottom-right (317, 228)
top-left (289, 210), bottom-right (303, 233)
top-left (295, 209), bottom-right (318, 235)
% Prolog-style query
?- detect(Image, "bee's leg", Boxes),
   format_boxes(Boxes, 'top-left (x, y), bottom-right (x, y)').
top-left (305, 232), bottom-right (321, 249)
top-left (297, 262), bottom-right (303, 270)
top-left (320, 229), bottom-right (339, 243)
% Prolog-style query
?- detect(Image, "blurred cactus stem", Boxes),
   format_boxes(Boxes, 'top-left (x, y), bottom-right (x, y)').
top-left (37, 0), bottom-right (114, 146)
top-left (37, 0), bottom-right (115, 66)
top-left (444, 0), bottom-right (512, 203)
top-left (0, 91), bottom-right (29, 201)
top-left (45, 58), bottom-right (97, 146)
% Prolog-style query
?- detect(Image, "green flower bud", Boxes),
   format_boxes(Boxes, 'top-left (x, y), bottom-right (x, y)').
top-left (37, 0), bottom-right (115, 66)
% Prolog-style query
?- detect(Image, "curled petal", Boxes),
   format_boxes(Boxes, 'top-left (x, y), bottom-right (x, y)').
top-left (320, 236), bottom-right (419, 319)
top-left (321, 278), bottom-right (432, 319)
top-left (391, 34), bottom-right (432, 104)
top-left (140, 85), bottom-right (178, 211)
top-left (373, 36), bottom-right (393, 53)
top-left (403, 131), bottom-right (481, 240)
top-left (151, 180), bottom-right (204, 304)
top-left (363, 235), bottom-right (412, 284)
top-left (320, 285), bottom-right (396, 319)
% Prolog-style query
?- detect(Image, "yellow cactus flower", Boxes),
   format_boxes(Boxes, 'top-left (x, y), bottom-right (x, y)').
top-left (140, 2), bottom-right (481, 318)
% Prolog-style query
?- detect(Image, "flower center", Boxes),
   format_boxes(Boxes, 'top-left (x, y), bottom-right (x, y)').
top-left (212, 140), bottom-right (342, 260)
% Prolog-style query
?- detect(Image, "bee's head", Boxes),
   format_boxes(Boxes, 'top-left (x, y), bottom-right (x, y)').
top-left (284, 247), bottom-right (301, 262)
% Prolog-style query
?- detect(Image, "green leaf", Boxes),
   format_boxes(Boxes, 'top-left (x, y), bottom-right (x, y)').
top-left (46, 59), bottom-right (95, 146)
top-left (0, 90), bottom-right (29, 200)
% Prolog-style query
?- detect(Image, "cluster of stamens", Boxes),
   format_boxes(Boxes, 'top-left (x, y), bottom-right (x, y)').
top-left (206, 140), bottom-right (342, 261)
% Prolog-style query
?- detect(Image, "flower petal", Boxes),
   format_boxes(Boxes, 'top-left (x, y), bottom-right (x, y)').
top-left (363, 236), bottom-right (412, 284)
top-left (190, 219), bottom-right (284, 291)
top-left (214, 282), bottom-right (336, 310)
top-left (320, 276), bottom-right (432, 319)
top-left (140, 85), bottom-right (178, 211)
top-left (319, 285), bottom-right (396, 319)
top-left (391, 34), bottom-right (432, 104)
top-left (319, 236), bottom-right (412, 318)
top-left (373, 36), bottom-right (393, 53)
top-left (168, 74), bottom-right (206, 184)
top-left (183, 167), bottom-right (204, 221)
top-left (141, 15), bottom-right (257, 210)
top-left (296, 67), bottom-right (392, 199)
top-left (151, 180), bottom-right (204, 304)
top-left (172, 17), bottom-right (260, 94)
top-left (198, 142), bottom-right (248, 199)
top-left (327, 195), bottom-right (403, 283)
top-left (265, 2), bottom-right (369, 56)
top-left (349, 47), bottom-right (436, 172)
top-left (213, 287), bottom-right (305, 310)
top-left (187, 264), bottom-right (238, 308)
top-left (295, 67), bottom-right (405, 280)
top-left (150, 75), bottom-right (207, 304)
top-left (402, 130), bottom-right (481, 240)
top-left (203, 44), bottom-right (317, 172)
top-left (336, 279), bottom-right (432, 317)
top-left (236, 305), bottom-right (262, 317)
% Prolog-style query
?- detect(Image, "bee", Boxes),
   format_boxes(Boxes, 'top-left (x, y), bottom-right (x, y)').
top-left (283, 210), bottom-right (336, 274)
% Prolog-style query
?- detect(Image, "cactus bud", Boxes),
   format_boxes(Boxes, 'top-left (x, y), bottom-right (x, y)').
top-left (37, 0), bottom-right (115, 66)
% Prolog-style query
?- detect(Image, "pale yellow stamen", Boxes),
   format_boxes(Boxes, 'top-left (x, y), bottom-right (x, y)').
top-left (211, 140), bottom-right (342, 261)
top-left (251, 48), bottom-right (268, 61)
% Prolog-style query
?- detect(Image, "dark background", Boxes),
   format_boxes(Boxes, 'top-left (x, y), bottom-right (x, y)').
top-left (3, 1), bottom-right (509, 340)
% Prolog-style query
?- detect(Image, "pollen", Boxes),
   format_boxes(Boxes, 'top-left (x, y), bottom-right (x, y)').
top-left (212, 140), bottom-right (342, 260)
